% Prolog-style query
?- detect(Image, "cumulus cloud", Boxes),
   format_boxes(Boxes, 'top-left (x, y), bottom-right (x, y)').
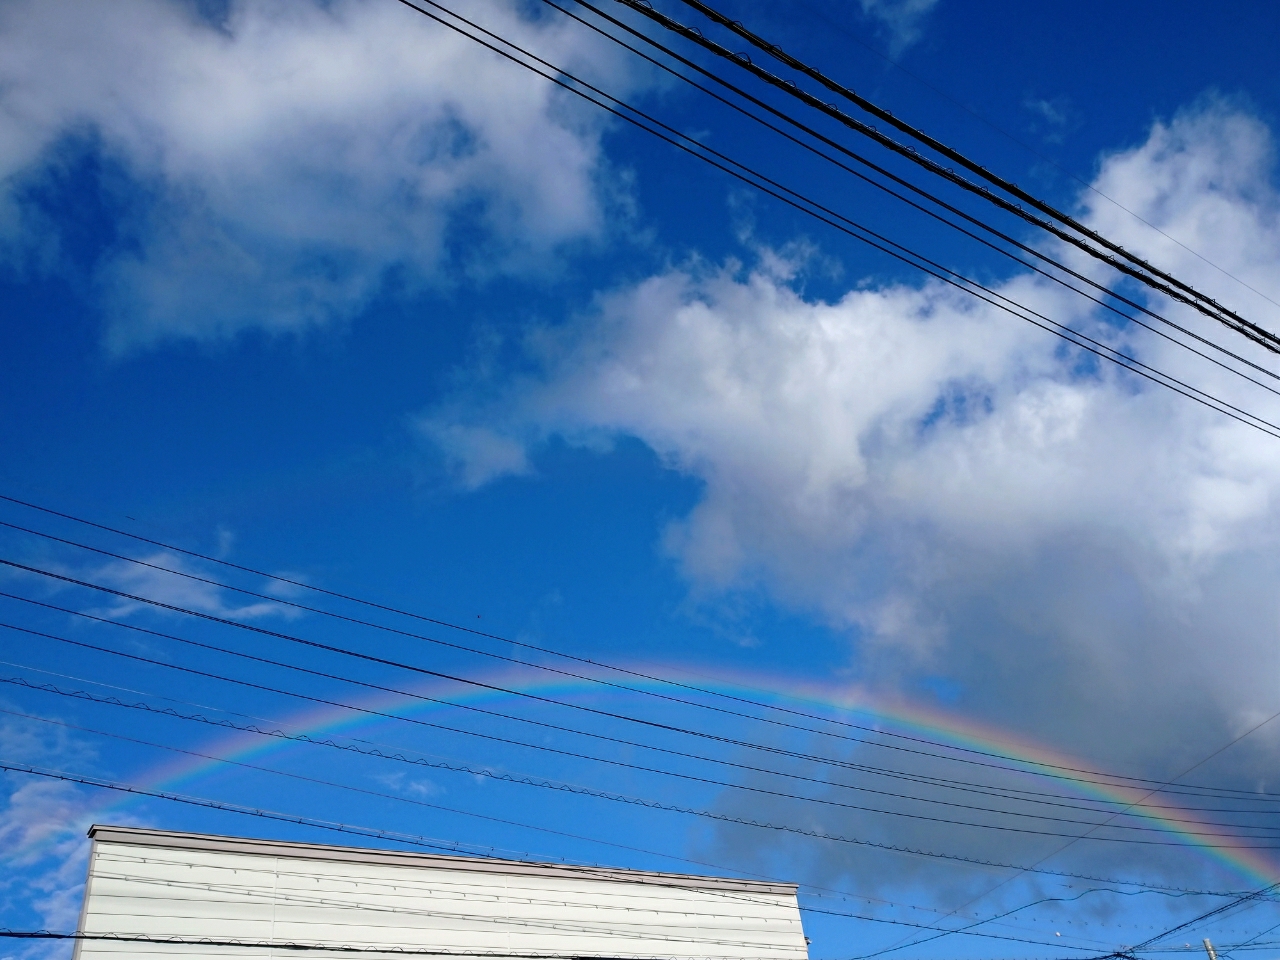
top-left (419, 100), bottom-right (1280, 889)
top-left (0, 0), bottom-right (635, 351)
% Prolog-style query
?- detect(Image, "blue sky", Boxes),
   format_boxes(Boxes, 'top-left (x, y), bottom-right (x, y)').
top-left (4, 1), bottom-right (1280, 959)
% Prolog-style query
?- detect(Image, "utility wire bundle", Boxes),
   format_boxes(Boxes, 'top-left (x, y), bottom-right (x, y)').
top-left (5, 3), bottom-right (1280, 957)
top-left (384, 0), bottom-right (1280, 441)
top-left (2, 495), bottom-right (1280, 960)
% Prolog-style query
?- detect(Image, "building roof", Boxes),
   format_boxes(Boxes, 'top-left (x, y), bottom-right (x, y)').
top-left (87, 825), bottom-right (799, 896)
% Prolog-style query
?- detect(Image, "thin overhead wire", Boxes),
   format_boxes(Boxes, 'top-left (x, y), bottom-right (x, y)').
top-left (10, 559), bottom-right (1280, 844)
top-left (8, 662), bottom-right (1265, 833)
top-left (549, 0), bottom-right (1280, 393)
top-left (5, 930), bottom-right (775, 958)
top-left (393, 0), bottom-right (1280, 440)
top-left (1095, 878), bottom-right (1280, 960)
top-left (5, 500), bottom-right (1280, 803)
top-left (15, 531), bottom-right (1280, 814)
top-left (788, 0), bottom-right (1280, 317)
top-left (14, 675), bottom-right (1280, 842)
top-left (0, 504), bottom-right (1268, 798)
top-left (15, 645), bottom-right (1280, 819)
top-left (20, 571), bottom-right (1239, 831)
top-left (0, 763), bottom-right (1126, 951)
top-left (843, 696), bottom-right (1280, 957)
top-left (12, 527), bottom-right (1280, 803)
top-left (0, 665), bottom-right (1240, 890)
top-left (650, 0), bottom-right (1280, 353)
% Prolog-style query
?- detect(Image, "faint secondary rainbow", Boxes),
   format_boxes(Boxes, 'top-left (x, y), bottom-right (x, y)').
top-left (98, 662), bottom-right (1279, 887)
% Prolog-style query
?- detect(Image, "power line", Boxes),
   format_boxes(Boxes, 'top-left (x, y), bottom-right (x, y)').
top-left (384, 0), bottom-right (1280, 440)
top-left (21, 579), bottom-right (1251, 836)
top-left (14, 673), bottom-right (1280, 843)
top-left (15, 640), bottom-right (1280, 820)
top-left (1096, 878), bottom-right (1280, 960)
top-left (10, 559), bottom-right (1280, 843)
top-left (549, 0), bottom-right (1280, 395)
top-left (2, 664), bottom-right (1059, 936)
top-left (12, 527), bottom-right (1280, 803)
top-left (0, 928), bottom-right (785, 958)
top-left (88, 847), bottom-right (1187, 948)
top-left (840, 887), bottom-right (1236, 960)
top-left (0, 666), bottom-right (973, 931)
top-left (5, 498), bottom-right (1280, 802)
top-left (10, 659), bottom-right (1265, 834)
top-left (789, 0), bottom-right (1280, 318)
top-left (0, 660), bottom-right (1237, 890)
top-left (15, 557), bottom-right (1260, 827)
top-left (652, 0), bottom-right (1280, 353)
top-left (844, 696), bottom-right (1280, 957)
top-left (23, 596), bottom-right (1187, 821)
top-left (12, 507), bottom-right (1162, 779)
top-left (0, 930), bottom-right (693, 957)
top-left (0, 762), bottom-right (1124, 951)
top-left (32, 696), bottom-right (1259, 957)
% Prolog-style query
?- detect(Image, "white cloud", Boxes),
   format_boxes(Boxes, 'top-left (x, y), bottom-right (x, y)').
top-left (0, 0), bottom-right (635, 351)
top-left (420, 99), bottom-right (1280, 836)
top-left (857, 0), bottom-right (939, 55)
top-left (0, 543), bottom-right (297, 624)
top-left (1086, 99), bottom-right (1280, 327)
top-left (83, 550), bottom-right (298, 622)
top-left (0, 715), bottom-right (103, 959)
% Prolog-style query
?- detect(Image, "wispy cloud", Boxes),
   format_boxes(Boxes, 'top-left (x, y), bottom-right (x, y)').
top-left (857, 0), bottom-right (939, 55)
top-left (1024, 94), bottom-right (1078, 143)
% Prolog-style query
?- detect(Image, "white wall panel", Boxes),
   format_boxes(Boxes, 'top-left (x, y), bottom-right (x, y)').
top-left (74, 827), bottom-right (809, 960)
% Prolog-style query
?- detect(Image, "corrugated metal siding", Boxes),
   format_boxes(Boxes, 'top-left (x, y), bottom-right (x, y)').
top-left (75, 830), bottom-right (809, 960)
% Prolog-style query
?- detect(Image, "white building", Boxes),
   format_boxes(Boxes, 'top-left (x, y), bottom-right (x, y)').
top-left (73, 825), bottom-right (810, 960)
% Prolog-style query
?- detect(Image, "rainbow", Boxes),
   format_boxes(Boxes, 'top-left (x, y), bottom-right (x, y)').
top-left (98, 662), bottom-right (1279, 887)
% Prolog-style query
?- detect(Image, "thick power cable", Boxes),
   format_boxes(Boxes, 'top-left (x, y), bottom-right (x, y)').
top-left (549, 0), bottom-right (1280, 394)
top-left (790, 0), bottom-right (1280, 319)
top-left (385, 0), bottom-right (1280, 440)
top-left (654, 0), bottom-right (1280, 353)
top-left (4, 0), bottom-right (1280, 784)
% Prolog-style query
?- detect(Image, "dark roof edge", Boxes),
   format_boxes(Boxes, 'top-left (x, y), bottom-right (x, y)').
top-left (87, 825), bottom-right (799, 896)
